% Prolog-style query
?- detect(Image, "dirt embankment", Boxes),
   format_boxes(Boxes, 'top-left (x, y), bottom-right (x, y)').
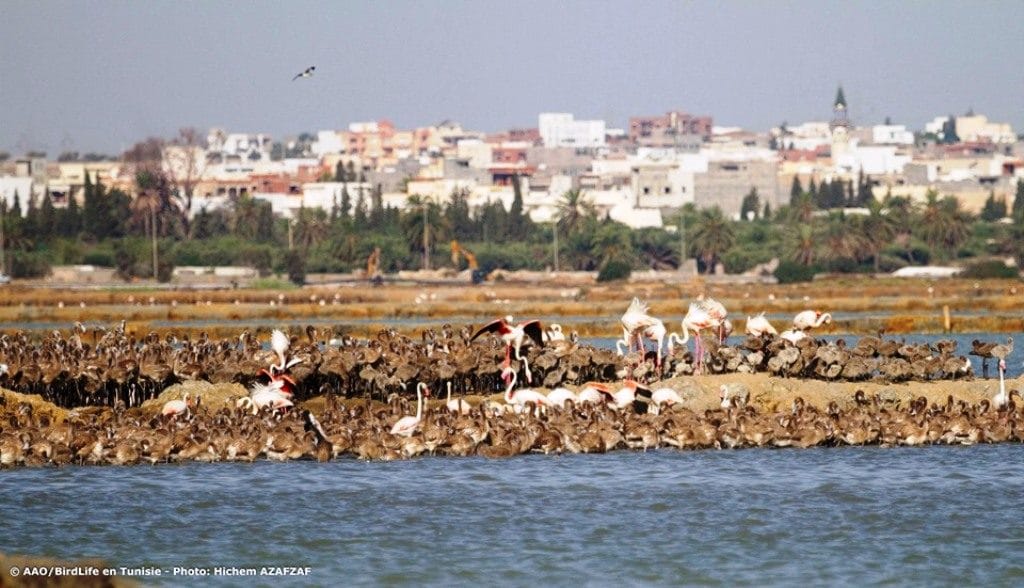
top-left (5, 373), bottom-right (1019, 419)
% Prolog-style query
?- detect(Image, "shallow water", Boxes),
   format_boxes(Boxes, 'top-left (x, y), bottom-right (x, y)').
top-left (3, 446), bottom-right (1024, 586)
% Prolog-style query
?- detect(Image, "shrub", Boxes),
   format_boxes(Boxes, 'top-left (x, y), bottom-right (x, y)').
top-left (285, 250), bottom-right (307, 285)
top-left (960, 260), bottom-right (1018, 279)
top-left (8, 251), bottom-right (51, 278)
top-left (774, 260), bottom-right (816, 284)
top-left (82, 249), bottom-right (114, 267)
top-left (597, 259), bottom-right (632, 282)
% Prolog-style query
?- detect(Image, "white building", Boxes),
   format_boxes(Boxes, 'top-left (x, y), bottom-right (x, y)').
top-left (207, 128), bottom-right (273, 161)
top-left (0, 176), bottom-right (34, 215)
top-left (312, 130), bottom-right (344, 157)
top-left (832, 142), bottom-right (911, 176)
top-left (538, 113), bottom-right (606, 148)
top-left (871, 124), bottom-right (914, 145)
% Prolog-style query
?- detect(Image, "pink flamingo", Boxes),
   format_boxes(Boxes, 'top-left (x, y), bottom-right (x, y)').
top-left (745, 312), bottom-right (777, 337)
top-left (472, 316), bottom-right (545, 381)
top-left (577, 382), bottom-right (614, 405)
top-left (680, 302), bottom-right (720, 375)
top-left (620, 298), bottom-right (667, 367)
top-left (697, 295), bottom-right (729, 342)
top-left (793, 310), bottom-right (832, 332)
top-left (390, 383), bottom-right (429, 436)
top-left (501, 365), bottom-right (550, 409)
top-left (611, 379), bottom-right (650, 410)
top-left (162, 392), bottom-right (192, 419)
top-left (269, 329), bottom-right (304, 375)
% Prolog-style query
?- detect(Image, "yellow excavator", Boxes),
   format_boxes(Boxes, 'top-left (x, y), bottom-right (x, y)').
top-left (365, 246), bottom-right (383, 285)
top-left (450, 240), bottom-right (485, 284)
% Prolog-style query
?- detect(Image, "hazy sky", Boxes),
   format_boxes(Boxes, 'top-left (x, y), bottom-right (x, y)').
top-left (3, 1), bottom-right (1023, 154)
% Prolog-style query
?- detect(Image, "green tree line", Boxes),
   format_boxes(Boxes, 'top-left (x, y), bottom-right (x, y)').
top-left (2, 172), bottom-right (1022, 284)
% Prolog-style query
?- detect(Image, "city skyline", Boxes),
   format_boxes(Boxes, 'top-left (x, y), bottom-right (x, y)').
top-left (2, 1), bottom-right (1023, 154)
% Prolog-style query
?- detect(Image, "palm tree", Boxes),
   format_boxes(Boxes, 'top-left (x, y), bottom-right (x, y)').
top-left (789, 223), bottom-right (817, 266)
top-left (821, 213), bottom-right (865, 263)
top-left (402, 194), bottom-right (449, 268)
top-left (556, 188), bottom-right (596, 236)
top-left (590, 222), bottom-right (633, 268)
top-left (294, 207), bottom-right (329, 250)
top-left (919, 191), bottom-right (971, 260)
top-left (788, 191), bottom-right (817, 224)
top-left (861, 200), bottom-right (896, 271)
top-left (689, 207), bottom-right (735, 273)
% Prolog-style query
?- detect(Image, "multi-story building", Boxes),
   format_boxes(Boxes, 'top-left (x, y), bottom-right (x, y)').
top-left (628, 110), bottom-right (713, 146)
top-left (538, 113), bottom-right (606, 148)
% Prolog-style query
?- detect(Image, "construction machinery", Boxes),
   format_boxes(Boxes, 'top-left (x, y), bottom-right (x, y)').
top-left (450, 240), bottom-right (485, 284)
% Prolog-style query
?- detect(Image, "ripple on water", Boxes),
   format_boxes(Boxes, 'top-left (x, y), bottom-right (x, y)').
top-left (3, 447), bottom-right (1024, 585)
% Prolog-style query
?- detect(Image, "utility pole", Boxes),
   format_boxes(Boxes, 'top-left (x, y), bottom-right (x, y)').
top-left (678, 214), bottom-right (686, 274)
top-left (422, 199), bottom-right (430, 270)
top-left (0, 201), bottom-right (5, 275)
top-left (287, 218), bottom-right (294, 250)
top-left (150, 200), bottom-right (158, 279)
top-left (552, 220), bottom-right (559, 272)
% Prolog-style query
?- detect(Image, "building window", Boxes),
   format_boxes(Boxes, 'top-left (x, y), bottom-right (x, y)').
top-left (643, 187), bottom-right (650, 195)
top-left (664, 186), bottom-right (671, 194)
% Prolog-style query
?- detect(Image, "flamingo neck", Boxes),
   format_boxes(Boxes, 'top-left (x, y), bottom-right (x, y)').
top-left (504, 371), bottom-right (517, 401)
top-left (415, 384), bottom-right (424, 420)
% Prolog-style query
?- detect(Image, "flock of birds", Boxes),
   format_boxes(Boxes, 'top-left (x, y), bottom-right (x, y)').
top-left (0, 294), bottom-right (1018, 467)
top-left (2, 379), bottom-right (1022, 467)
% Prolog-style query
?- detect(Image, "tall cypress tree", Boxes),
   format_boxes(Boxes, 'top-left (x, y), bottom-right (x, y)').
top-left (509, 174), bottom-right (526, 240)
top-left (790, 176), bottom-right (803, 200)
top-left (339, 184), bottom-right (351, 221)
top-left (39, 194), bottom-right (56, 241)
top-left (1013, 179), bottom-right (1024, 221)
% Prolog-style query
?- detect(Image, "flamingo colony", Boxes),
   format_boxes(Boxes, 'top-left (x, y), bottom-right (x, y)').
top-left (0, 303), bottom-right (1019, 467)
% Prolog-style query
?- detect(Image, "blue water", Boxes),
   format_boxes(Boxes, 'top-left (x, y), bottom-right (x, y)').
top-left (4, 446), bottom-right (1024, 586)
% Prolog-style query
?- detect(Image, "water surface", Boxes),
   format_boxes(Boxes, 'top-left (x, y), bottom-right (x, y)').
top-left (4, 446), bottom-right (1024, 586)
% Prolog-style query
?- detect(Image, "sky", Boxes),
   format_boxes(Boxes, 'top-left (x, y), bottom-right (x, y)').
top-left (2, 1), bottom-right (1023, 155)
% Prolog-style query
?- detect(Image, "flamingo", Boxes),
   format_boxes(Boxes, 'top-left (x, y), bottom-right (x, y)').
top-left (253, 368), bottom-right (297, 397)
top-left (472, 316), bottom-right (545, 380)
top-left (621, 298), bottom-right (664, 357)
top-left (577, 382), bottom-right (613, 405)
top-left (269, 329), bottom-right (304, 375)
top-left (651, 387), bottom-right (683, 407)
top-left (390, 383), bottom-right (429, 436)
top-left (634, 320), bottom-right (668, 369)
top-left (615, 338), bottom-right (629, 356)
top-left (501, 365), bottom-right (550, 409)
top-left (237, 391), bottom-right (293, 415)
top-left (679, 302), bottom-right (720, 374)
top-left (745, 312), bottom-right (777, 337)
top-left (994, 359), bottom-right (1009, 409)
top-left (445, 382), bottom-right (470, 415)
top-left (793, 310), bottom-right (832, 332)
top-left (162, 392), bottom-right (192, 419)
top-left (547, 387), bottom-right (578, 409)
top-left (611, 380), bottom-right (650, 410)
top-left (779, 329), bottom-right (808, 344)
top-left (666, 332), bottom-right (686, 356)
top-left (544, 324), bottom-right (566, 343)
top-left (697, 295), bottom-right (729, 342)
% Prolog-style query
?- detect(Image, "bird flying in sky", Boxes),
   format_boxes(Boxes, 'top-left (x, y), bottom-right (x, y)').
top-left (292, 66), bottom-right (315, 81)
